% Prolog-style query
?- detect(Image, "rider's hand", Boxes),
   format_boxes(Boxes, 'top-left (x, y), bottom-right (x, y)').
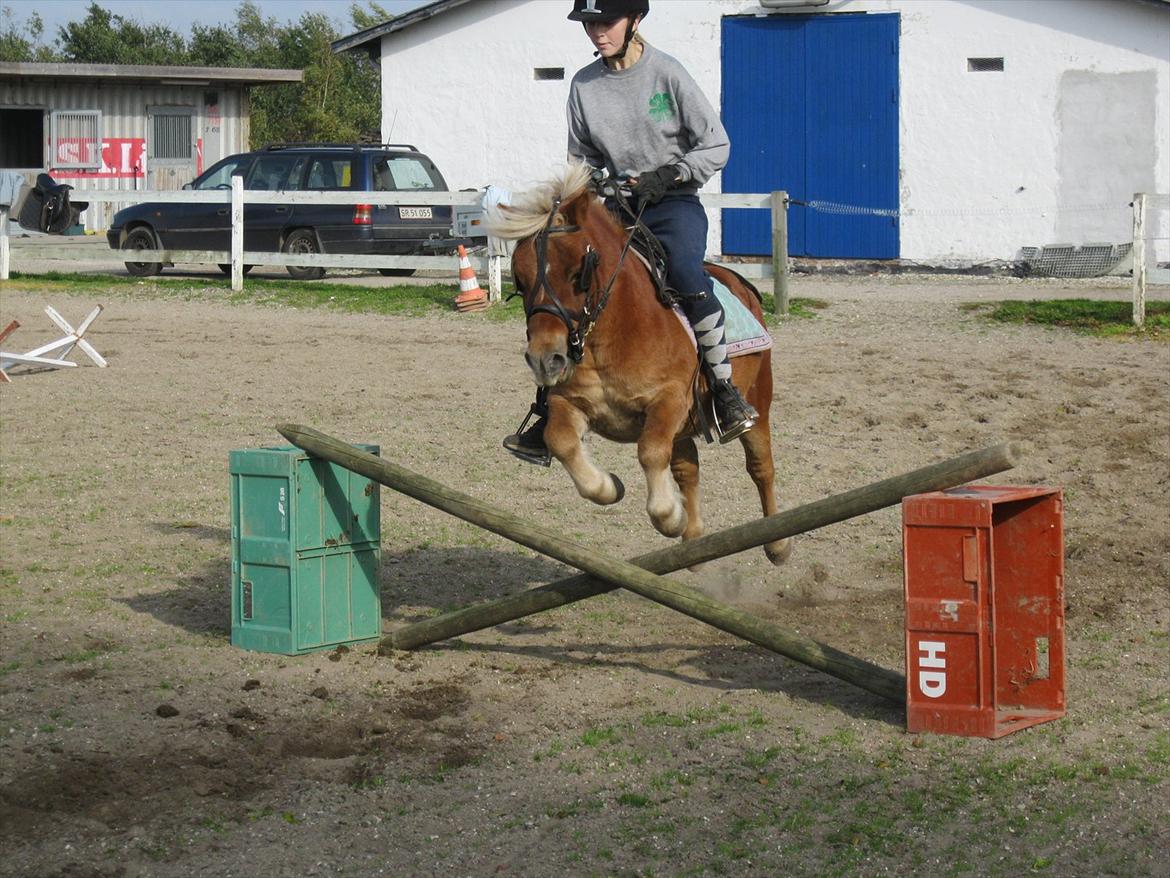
top-left (632, 165), bottom-right (681, 205)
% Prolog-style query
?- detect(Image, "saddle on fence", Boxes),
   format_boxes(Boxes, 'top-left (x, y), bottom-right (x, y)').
top-left (17, 173), bottom-right (88, 235)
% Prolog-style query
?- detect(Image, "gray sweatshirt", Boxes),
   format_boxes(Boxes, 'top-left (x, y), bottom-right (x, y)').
top-left (566, 41), bottom-right (730, 193)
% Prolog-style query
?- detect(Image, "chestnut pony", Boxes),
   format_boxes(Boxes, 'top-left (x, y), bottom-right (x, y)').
top-left (489, 163), bottom-right (790, 565)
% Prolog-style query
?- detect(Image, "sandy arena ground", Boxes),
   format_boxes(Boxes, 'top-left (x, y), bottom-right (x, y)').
top-left (0, 266), bottom-right (1167, 877)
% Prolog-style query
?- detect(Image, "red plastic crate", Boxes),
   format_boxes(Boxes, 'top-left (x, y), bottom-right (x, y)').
top-left (902, 486), bottom-right (1066, 738)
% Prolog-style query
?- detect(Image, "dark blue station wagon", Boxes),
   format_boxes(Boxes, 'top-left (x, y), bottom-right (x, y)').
top-left (107, 143), bottom-right (457, 279)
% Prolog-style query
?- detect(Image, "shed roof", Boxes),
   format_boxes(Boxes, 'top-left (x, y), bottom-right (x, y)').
top-left (0, 62), bottom-right (302, 86)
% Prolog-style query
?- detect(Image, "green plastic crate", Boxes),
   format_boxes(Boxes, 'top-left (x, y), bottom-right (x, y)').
top-left (229, 444), bottom-right (381, 654)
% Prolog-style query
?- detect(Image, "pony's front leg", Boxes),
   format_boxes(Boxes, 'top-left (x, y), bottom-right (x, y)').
top-left (545, 401), bottom-right (625, 506)
top-left (638, 406), bottom-right (689, 538)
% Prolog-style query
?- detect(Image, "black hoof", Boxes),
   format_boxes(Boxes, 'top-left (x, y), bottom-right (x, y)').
top-left (610, 473), bottom-right (625, 504)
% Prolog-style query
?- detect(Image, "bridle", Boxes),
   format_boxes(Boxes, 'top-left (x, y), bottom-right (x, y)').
top-left (517, 187), bottom-right (647, 363)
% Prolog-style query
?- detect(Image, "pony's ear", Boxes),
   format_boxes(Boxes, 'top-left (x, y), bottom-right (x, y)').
top-left (552, 212), bottom-right (568, 228)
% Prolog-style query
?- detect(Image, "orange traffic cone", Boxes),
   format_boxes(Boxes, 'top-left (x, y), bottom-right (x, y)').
top-left (454, 245), bottom-right (488, 312)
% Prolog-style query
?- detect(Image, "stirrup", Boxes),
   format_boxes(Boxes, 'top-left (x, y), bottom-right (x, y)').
top-left (715, 411), bottom-right (756, 444)
top-left (502, 407), bottom-right (552, 467)
top-left (711, 380), bottom-right (758, 444)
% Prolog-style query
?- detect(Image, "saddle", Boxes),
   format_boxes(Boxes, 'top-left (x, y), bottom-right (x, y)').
top-left (17, 173), bottom-right (88, 235)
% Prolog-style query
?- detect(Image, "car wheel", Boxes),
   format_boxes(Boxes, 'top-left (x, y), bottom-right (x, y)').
top-left (284, 229), bottom-right (325, 280)
top-left (218, 264), bottom-right (254, 276)
top-left (122, 228), bottom-right (162, 277)
top-left (378, 268), bottom-right (416, 277)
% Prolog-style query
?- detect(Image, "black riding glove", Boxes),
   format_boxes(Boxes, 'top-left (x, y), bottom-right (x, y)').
top-left (633, 165), bottom-right (681, 205)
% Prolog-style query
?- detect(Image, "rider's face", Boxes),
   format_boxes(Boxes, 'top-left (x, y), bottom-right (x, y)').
top-left (583, 16), bottom-right (635, 58)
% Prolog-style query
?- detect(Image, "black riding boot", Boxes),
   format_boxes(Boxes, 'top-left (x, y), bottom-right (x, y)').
top-left (683, 290), bottom-right (758, 443)
top-left (503, 387), bottom-right (552, 466)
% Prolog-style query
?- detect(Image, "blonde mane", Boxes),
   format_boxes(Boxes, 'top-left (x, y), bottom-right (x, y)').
top-left (485, 162), bottom-right (596, 241)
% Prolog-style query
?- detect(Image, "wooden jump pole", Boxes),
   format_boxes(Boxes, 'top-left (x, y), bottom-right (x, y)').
top-left (279, 423), bottom-right (1020, 703)
top-left (380, 441), bottom-right (1021, 653)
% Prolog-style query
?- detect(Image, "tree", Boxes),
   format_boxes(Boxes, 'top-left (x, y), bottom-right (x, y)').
top-left (0, 5), bottom-right (57, 61)
top-left (248, 8), bottom-right (380, 145)
top-left (349, 1), bottom-right (395, 32)
top-left (57, 2), bottom-right (189, 65)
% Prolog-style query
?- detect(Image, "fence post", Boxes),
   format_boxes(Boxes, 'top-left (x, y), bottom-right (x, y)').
top-left (0, 206), bottom-right (9, 281)
top-left (771, 190), bottom-right (789, 316)
top-left (487, 235), bottom-right (503, 303)
top-left (1132, 192), bottom-right (1146, 328)
top-left (231, 176), bottom-right (244, 293)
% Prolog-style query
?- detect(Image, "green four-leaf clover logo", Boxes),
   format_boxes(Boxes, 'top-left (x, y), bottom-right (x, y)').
top-left (649, 92), bottom-right (675, 122)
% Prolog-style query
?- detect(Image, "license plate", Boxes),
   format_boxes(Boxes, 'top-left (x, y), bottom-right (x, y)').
top-left (399, 207), bottom-right (433, 220)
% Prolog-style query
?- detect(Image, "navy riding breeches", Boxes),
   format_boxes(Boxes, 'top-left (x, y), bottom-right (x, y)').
top-left (633, 193), bottom-right (720, 326)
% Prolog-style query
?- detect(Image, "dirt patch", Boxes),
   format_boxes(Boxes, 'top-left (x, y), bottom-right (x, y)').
top-left (0, 274), bottom-right (1167, 877)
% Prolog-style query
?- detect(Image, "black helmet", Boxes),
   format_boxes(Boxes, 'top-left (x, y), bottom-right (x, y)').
top-left (567, 0), bottom-right (649, 23)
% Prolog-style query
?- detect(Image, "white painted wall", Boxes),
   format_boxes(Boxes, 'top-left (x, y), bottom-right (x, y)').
top-left (376, 0), bottom-right (1169, 262)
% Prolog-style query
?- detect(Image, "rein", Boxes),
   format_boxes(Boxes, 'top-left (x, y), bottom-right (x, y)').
top-left (518, 190), bottom-right (647, 363)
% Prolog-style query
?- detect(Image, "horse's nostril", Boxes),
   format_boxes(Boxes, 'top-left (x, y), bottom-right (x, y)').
top-left (548, 353), bottom-right (568, 374)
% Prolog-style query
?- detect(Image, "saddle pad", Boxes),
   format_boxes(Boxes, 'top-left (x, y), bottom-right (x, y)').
top-left (672, 277), bottom-right (773, 358)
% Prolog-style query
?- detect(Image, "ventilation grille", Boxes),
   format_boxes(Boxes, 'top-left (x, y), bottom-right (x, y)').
top-left (50, 110), bottom-right (101, 168)
top-left (534, 68), bottom-right (565, 81)
top-left (151, 113), bottom-right (193, 160)
top-left (1019, 243), bottom-right (1132, 278)
top-left (968, 57), bottom-right (1005, 72)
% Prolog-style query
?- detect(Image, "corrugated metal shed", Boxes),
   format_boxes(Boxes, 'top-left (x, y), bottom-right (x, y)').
top-left (0, 63), bottom-right (302, 229)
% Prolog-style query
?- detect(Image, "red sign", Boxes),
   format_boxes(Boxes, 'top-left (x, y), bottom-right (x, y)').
top-left (52, 138), bottom-right (147, 179)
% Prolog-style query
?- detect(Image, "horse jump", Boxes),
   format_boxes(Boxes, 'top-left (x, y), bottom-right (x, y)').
top-left (278, 423), bottom-right (1021, 704)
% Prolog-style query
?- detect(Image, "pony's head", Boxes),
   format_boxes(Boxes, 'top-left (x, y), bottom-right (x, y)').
top-left (487, 162), bottom-right (628, 386)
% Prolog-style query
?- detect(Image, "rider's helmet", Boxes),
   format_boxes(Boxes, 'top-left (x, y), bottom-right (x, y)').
top-left (567, 0), bottom-right (649, 23)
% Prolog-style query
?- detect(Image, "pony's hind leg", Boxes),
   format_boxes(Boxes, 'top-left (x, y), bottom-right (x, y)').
top-left (740, 419), bottom-right (792, 565)
top-left (545, 402), bottom-right (625, 506)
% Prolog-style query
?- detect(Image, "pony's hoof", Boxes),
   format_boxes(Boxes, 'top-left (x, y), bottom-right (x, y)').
top-left (651, 505), bottom-right (687, 538)
top-left (608, 473), bottom-right (625, 504)
top-left (765, 538), bottom-right (793, 566)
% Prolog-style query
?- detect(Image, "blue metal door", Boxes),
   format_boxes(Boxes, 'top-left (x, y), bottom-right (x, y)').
top-left (721, 13), bottom-right (900, 258)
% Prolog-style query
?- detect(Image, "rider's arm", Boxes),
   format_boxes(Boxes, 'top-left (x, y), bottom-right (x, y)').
top-left (567, 90), bottom-right (607, 172)
top-left (671, 69), bottom-right (730, 188)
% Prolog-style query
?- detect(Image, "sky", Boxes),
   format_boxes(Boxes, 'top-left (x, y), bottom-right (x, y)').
top-left (3, 0), bottom-right (428, 41)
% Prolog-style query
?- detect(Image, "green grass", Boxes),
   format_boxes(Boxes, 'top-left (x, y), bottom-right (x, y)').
top-left (3, 272), bottom-right (823, 324)
top-left (968, 299), bottom-right (1169, 338)
top-left (1, 271), bottom-right (525, 321)
top-left (778, 296), bottom-right (830, 319)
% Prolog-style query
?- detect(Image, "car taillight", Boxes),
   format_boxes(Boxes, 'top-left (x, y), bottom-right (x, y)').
top-left (353, 204), bottom-right (372, 225)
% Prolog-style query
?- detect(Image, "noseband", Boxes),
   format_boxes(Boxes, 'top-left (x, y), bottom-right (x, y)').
top-left (520, 194), bottom-right (643, 363)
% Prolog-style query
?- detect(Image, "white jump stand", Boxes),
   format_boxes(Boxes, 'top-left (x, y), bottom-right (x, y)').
top-left (0, 304), bottom-right (108, 382)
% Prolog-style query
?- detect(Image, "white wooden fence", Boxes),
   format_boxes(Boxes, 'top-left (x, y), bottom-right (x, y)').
top-left (1131, 192), bottom-right (1170, 328)
top-left (0, 182), bottom-right (793, 313)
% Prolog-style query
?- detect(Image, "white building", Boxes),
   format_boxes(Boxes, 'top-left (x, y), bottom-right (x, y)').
top-left (334, 0), bottom-right (1169, 266)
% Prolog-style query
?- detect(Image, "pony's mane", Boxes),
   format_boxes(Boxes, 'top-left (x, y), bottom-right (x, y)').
top-left (485, 162), bottom-right (596, 241)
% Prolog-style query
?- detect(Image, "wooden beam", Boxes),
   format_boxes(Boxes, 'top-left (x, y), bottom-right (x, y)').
top-left (380, 442), bottom-right (1020, 654)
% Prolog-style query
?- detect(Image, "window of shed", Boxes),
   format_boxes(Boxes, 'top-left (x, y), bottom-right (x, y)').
top-left (50, 110), bottom-right (102, 169)
top-left (0, 109), bottom-right (44, 168)
top-left (150, 111), bottom-right (194, 161)
top-left (968, 57), bottom-right (1005, 72)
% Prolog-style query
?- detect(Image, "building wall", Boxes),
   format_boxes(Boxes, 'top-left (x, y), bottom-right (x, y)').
top-left (0, 79), bottom-right (250, 229)
top-left (377, 0), bottom-right (1168, 262)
